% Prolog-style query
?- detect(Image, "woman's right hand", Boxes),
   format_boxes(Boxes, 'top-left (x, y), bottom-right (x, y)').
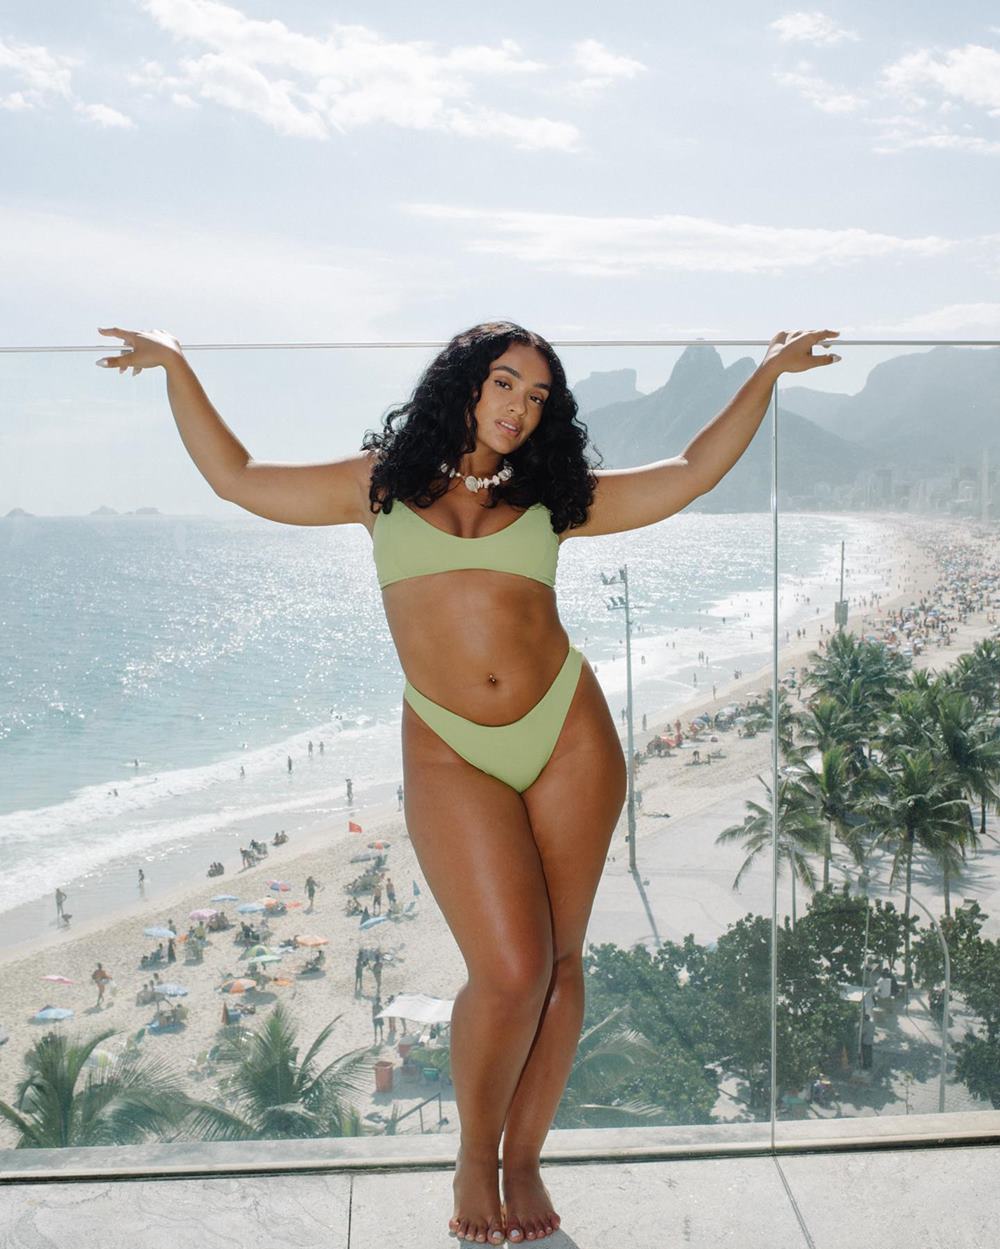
top-left (95, 326), bottom-right (183, 375)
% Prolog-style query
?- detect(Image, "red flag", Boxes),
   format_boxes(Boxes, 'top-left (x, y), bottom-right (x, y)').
top-left (348, 820), bottom-right (363, 833)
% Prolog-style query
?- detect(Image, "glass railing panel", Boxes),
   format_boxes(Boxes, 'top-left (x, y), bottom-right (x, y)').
top-left (772, 342), bottom-right (1000, 1137)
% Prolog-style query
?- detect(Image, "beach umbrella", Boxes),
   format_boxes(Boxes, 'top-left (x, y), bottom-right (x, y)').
top-left (266, 880), bottom-right (291, 892)
top-left (248, 953), bottom-right (283, 965)
top-left (40, 975), bottom-right (75, 985)
top-left (210, 894), bottom-right (240, 903)
top-left (294, 935), bottom-right (328, 947)
top-left (189, 908), bottom-right (218, 920)
top-left (261, 897), bottom-right (289, 910)
top-left (237, 902), bottom-right (266, 913)
top-left (153, 983), bottom-right (189, 998)
top-left (144, 926), bottom-right (177, 938)
top-left (360, 915), bottom-right (390, 930)
top-left (241, 944), bottom-right (279, 960)
top-left (33, 1007), bottom-right (73, 1021)
top-left (222, 978), bottom-right (257, 994)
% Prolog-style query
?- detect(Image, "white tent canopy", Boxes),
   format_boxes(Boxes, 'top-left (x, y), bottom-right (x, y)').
top-left (377, 993), bottom-right (454, 1024)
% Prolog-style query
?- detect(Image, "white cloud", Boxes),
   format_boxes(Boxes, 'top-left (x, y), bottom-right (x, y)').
top-left (570, 38), bottom-right (646, 92)
top-left (0, 34), bottom-right (133, 128)
top-left (135, 0), bottom-right (583, 150)
top-left (854, 303), bottom-right (1000, 337)
top-left (881, 44), bottom-right (1000, 116)
top-left (0, 35), bottom-right (77, 103)
top-left (769, 12), bottom-right (860, 46)
top-left (403, 204), bottom-right (954, 277)
top-left (774, 62), bottom-right (866, 113)
top-left (73, 101), bottom-right (135, 129)
top-left (869, 42), bottom-right (1000, 154)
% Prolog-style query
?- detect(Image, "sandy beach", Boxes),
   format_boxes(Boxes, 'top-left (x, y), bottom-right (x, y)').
top-left (1, 509), bottom-right (996, 1144)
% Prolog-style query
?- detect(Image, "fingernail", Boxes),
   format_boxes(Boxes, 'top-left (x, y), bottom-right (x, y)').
top-left (95, 358), bottom-right (106, 367)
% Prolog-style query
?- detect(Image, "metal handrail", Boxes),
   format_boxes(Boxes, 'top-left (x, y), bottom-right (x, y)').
top-left (2, 337), bottom-right (1000, 353)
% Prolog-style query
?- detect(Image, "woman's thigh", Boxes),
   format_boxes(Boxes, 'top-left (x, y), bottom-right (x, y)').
top-left (402, 700), bottom-right (555, 990)
top-left (521, 657), bottom-right (627, 961)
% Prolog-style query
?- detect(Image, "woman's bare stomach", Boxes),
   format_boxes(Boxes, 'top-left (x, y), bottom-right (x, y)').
top-left (381, 570), bottom-right (571, 725)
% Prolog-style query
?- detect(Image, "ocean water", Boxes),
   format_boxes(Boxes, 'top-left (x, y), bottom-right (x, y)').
top-left (0, 509), bottom-right (898, 943)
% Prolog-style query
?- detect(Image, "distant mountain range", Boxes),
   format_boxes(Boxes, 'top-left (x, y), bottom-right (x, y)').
top-left (571, 344), bottom-right (1000, 511)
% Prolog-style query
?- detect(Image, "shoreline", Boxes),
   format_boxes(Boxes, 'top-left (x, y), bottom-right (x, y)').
top-left (0, 509), bottom-right (964, 970)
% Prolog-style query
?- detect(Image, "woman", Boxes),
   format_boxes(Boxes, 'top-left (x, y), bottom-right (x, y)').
top-left (97, 319), bottom-right (839, 1243)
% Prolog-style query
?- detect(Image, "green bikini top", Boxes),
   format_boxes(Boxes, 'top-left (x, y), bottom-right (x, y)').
top-left (373, 498), bottom-right (559, 590)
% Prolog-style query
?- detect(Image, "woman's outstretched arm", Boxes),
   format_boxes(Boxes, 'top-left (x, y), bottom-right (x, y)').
top-left (97, 326), bottom-right (372, 527)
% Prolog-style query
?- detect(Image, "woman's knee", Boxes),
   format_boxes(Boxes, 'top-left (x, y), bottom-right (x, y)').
top-left (467, 946), bottom-right (554, 1004)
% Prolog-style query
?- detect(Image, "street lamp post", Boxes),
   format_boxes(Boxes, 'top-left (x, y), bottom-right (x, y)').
top-left (604, 564), bottom-right (637, 873)
top-left (906, 892), bottom-right (951, 1114)
top-left (852, 868), bottom-right (950, 1110)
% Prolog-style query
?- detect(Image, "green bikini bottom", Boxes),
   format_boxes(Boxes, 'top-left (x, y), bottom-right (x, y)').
top-left (403, 644), bottom-right (584, 794)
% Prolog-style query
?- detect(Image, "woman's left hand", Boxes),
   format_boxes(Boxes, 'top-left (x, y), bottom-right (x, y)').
top-left (762, 329), bottom-right (841, 375)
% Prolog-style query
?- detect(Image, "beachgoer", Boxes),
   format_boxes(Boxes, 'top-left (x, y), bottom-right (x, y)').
top-left (167, 937), bottom-right (176, 964)
top-left (355, 948), bottom-right (366, 994)
top-left (138, 869), bottom-right (145, 886)
top-left (397, 783), bottom-right (404, 810)
top-left (346, 777), bottom-right (353, 803)
top-left (386, 876), bottom-right (396, 906)
top-left (287, 754), bottom-right (292, 773)
top-left (372, 996), bottom-right (384, 1045)
top-left (105, 316), bottom-right (839, 1244)
top-left (92, 962), bottom-right (111, 1007)
top-left (372, 879), bottom-right (382, 915)
top-left (55, 888), bottom-right (66, 919)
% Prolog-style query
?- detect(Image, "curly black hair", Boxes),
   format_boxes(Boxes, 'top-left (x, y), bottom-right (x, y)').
top-left (360, 321), bottom-right (603, 534)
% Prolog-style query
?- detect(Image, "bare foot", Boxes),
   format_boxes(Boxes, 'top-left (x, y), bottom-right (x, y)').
top-left (451, 1143), bottom-right (505, 1244)
top-left (501, 1161), bottom-right (560, 1241)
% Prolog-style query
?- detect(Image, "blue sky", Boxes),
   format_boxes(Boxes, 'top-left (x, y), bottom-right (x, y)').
top-left (2, 2), bottom-right (998, 513)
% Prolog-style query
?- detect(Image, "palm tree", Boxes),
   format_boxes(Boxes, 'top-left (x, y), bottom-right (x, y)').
top-left (552, 1006), bottom-right (672, 1128)
top-left (948, 638), bottom-right (1000, 720)
top-left (807, 631), bottom-right (909, 729)
top-left (181, 1001), bottom-right (373, 1140)
top-left (862, 748), bottom-right (971, 981)
top-left (0, 1027), bottom-right (189, 1147)
top-left (795, 694), bottom-right (865, 763)
top-left (931, 687), bottom-right (1000, 847)
top-left (716, 770), bottom-right (827, 927)
top-left (792, 744), bottom-right (867, 889)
